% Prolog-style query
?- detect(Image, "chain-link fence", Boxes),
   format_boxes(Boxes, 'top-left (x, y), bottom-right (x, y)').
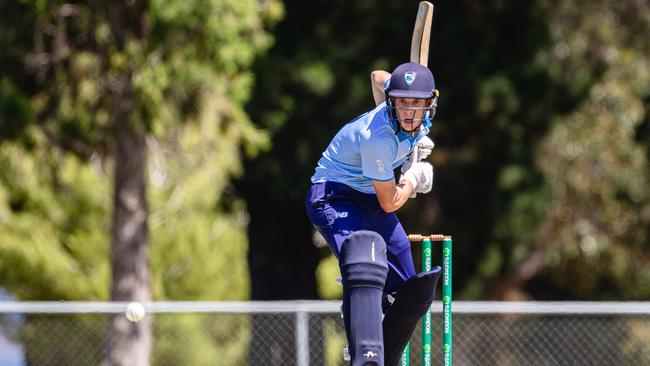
top-left (0, 301), bottom-right (649, 365)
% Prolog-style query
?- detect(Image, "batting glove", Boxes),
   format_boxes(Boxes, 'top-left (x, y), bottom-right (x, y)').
top-left (401, 161), bottom-right (433, 194)
top-left (416, 136), bottom-right (435, 160)
top-left (401, 136), bottom-right (435, 174)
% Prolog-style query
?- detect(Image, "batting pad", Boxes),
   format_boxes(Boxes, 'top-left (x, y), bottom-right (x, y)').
top-left (340, 230), bottom-right (389, 366)
top-left (382, 267), bottom-right (441, 366)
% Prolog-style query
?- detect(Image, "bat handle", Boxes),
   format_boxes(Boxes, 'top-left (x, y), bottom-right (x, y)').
top-left (409, 144), bottom-right (419, 198)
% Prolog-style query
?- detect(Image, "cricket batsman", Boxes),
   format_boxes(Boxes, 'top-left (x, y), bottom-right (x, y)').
top-left (305, 62), bottom-right (442, 366)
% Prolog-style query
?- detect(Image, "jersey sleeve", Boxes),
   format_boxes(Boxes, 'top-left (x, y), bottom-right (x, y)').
top-left (360, 131), bottom-right (396, 182)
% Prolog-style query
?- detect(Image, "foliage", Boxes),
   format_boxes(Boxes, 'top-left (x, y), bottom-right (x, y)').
top-left (0, 0), bottom-right (283, 363)
top-left (242, 0), bottom-right (650, 301)
top-left (529, 0), bottom-right (650, 299)
top-left (0, 137), bottom-right (110, 300)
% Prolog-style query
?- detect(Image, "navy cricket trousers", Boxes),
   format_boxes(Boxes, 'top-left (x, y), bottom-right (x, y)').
top-left (305, 181), bottom-right (416, 309)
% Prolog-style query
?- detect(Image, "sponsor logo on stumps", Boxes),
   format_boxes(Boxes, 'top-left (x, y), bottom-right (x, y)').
top-left (444, 351), bottom-right (452, 366)
top-left (423, 344), bottom-right (431, 366)
top-left (423, 247), bottom-right (431, 257)
top-left (400, 353), bottom-right (408, 366)
top-left (443, 256), bottom-right (450, 285)
top-left (443, 344), bottom-right (451, 366)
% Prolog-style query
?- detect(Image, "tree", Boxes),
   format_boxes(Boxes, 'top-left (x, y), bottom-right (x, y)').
top-left (518, 0), bottom-right (650, 300)
top-left (1, 0), bottom-right (282, 364)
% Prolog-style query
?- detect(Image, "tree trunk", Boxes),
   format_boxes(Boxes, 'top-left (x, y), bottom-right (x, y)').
top-left (102, 0), bottom-right (153, 366)
top-left (100, 2), bottom-right (152, 365)
top-left (102, 72), bottom-right (152, 366)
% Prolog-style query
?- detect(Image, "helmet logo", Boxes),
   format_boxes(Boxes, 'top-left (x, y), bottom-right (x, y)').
top-left (404, 71), bottom-right (417, 86)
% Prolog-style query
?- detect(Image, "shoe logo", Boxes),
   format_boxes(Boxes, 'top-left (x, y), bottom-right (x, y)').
top-left (363, 351), bottom-right (378, 358)
top-left (336, 211), bottom-right (348, 218)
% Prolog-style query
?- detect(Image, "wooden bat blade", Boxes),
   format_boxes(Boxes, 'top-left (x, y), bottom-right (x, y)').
top-left (410, 1), bottom-right (434, 66)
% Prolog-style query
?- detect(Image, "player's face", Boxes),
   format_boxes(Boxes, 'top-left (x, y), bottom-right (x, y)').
top-left (393, 98), bottom-right (430, 132)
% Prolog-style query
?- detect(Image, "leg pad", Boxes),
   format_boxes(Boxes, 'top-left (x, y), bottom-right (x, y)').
top-left (382, 267), bottom-right (441, 366)
top-left (340, 231), bottom-right (389, 365)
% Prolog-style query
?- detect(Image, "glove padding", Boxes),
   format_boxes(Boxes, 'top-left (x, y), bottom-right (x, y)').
top-left (415, 136), bottom-right (435, 160)
top-left (401, 161), bottom-right (433, 194)
top-left (401, 136), bottom-right (435, 173)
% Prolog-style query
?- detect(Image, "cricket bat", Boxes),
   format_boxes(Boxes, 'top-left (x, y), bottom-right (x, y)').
top-left (410, 1), bottom-right (434, 67)
top-left (408, 1), bottom-right (434, 198)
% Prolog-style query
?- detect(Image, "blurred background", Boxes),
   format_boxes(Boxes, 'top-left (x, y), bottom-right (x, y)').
top-left (1, 0), bottom-right (649, 364)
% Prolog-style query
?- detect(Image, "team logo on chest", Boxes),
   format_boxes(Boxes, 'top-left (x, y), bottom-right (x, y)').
top-left (404, 71), bottom-right (417, 86)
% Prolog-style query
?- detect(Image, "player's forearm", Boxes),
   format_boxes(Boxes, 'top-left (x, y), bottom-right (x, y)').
top-left (396, 179), bottom-right (415, 207)
top-left (380, 180), bottom-right (414, 213)
top-left (370, 70), bottom-right (390, 106)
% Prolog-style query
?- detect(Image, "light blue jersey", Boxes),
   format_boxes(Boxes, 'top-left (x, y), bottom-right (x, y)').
top-left (311, 103), bottom-right (430, 194)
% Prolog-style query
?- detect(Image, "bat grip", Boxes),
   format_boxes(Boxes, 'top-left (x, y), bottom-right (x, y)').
top-left (409, 145), bottom-right (419, 198)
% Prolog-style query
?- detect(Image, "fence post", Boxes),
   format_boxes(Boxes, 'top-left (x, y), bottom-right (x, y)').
top-left (295, 310), bottom-right (309, 366)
